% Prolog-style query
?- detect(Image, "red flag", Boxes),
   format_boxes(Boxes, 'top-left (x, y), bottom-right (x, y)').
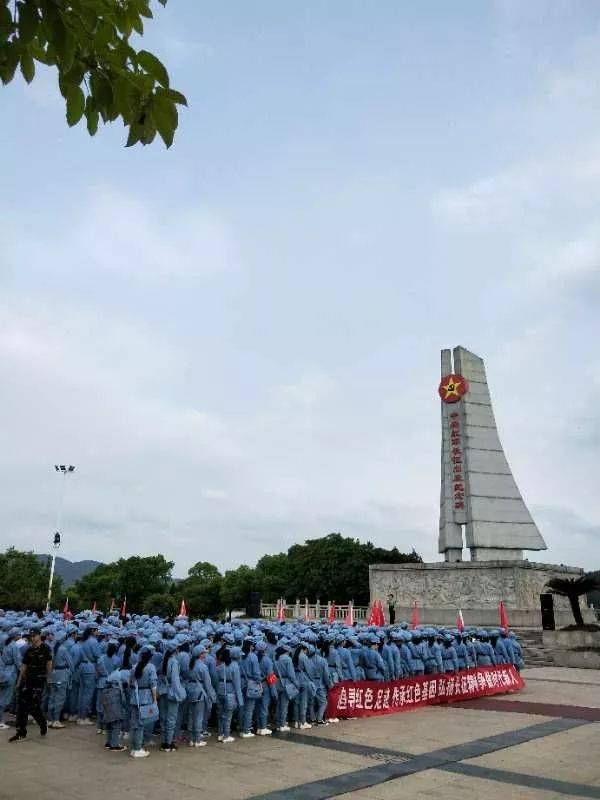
top-left (277, 599), bottom-right (285, 621)
top-left (368, 599), bottom-right (385, 627)
top-left (179, 599), bottom-right (188, 617)
top-left (411, 601), bottom-right (420, 630)
top-left (367, 603), bottom-right (376, 626)
top-left (91, 601), bottom-right (97, 614)
top-left (456, 609), bottom-right (465, 632)
top-left (62, 597), bottom-right (73, 620)
top-left (120, 596), bottom-right (127, 617)
top-left (499, 601), bottom-right (509, 630)
top-left (344, 604), bottom-right (354, 626)
top-left (328, 602), bottom-right (336, 623)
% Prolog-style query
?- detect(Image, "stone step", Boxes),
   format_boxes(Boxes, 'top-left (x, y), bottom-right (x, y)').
top-left (512, 627), bottom-right (555, 666)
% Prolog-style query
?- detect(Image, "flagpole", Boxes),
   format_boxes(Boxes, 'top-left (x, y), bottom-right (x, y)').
top-left (46, 465), bottom-right (76, 613)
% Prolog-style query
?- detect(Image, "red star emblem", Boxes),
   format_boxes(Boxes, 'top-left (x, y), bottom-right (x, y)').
top-left (438, 374), bottom-right (469, 404)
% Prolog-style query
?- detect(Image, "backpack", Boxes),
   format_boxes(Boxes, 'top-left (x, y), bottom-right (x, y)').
top-left (101, 685), bottom-right (124, 723)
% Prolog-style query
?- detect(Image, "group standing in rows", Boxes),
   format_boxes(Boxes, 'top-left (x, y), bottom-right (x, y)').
top-left (0, 609), bottom-right (524, 757)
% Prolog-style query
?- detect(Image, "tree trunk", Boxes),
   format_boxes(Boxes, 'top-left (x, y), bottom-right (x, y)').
top-left (568, 592), bottom-right (584, 627)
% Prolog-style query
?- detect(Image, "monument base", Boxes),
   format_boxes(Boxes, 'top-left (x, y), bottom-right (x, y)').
top-left (369, 560), bottom-right (595, 628)
top-left (542, 629), bottom-right (600, 669)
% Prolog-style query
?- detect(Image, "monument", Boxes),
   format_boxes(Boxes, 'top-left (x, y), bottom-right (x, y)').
top-left (369, 346), bottom-right (591, 628)
top-left (439, 346), bottom-right (547, 562)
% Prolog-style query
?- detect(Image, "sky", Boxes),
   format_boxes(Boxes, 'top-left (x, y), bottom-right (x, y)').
top-left (1, 0), bottom-right (599, 577)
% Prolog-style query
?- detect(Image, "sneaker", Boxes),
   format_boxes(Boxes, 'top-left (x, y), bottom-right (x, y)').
top-left (300, 722), bottom-right (312, 730)
top-left (217, 735), bottom-right (224, 742)
top-left (96, 729), bottom-right (104, 735)
top-left (239, 732), bottom-right (255, 738)
top-left (159, 744), bottom-right (173, 752)
top-left (170, 742), bottom-right (178, 751)
top-left (188, 741), bottom-right (196, 748)
top-left (8, 734), bottom-right (26, 743)
top-left (104, 743), bottom-right (112, 749)
top-left (194, 741), bottom-right (207, 748)
top-left (109, 745), bottom-right (127, 752)
top-left (122, 732), bottom-right (129, 740)
top-left (53, 721), bottom-right (66, 729)
top-left (0, 723), bottom-right (10, 730)
top-left (130, 749), bottom-right (150, 758)
top-left (202, 731), bottom-right (211, 737)
top-left (222, 736), bottom-right (235, 744)
top-left (256, 728), bottom-right (272, 736)
top-left (316, 720), bottom-right (329, 726)
top-left (277, 726), bottom-right (290, 733)
top-left (77, 718), bottom-right (94, 726)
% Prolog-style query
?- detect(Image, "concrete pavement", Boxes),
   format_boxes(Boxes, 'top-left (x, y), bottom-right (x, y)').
top-left (1, 667), bottom-right (599, 800)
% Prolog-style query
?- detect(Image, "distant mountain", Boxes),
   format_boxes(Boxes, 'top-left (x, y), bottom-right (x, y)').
top-left (36, 555), bottom-right (103, 588)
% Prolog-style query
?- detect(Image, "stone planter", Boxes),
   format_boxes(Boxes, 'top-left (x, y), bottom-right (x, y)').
top-left (542, 629), bottom-right (600, 669)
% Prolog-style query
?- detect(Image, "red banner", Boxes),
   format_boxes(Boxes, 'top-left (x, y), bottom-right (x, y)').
top-left (326, 665), bottom-right (524, 718)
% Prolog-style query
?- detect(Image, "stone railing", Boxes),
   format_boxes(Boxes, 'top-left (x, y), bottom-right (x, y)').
top-left (260, 599), bottom-right (369, 621)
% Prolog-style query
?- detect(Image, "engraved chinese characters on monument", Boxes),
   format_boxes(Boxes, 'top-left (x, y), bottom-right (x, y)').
top-left (438, 346), bottom-right (547, 563)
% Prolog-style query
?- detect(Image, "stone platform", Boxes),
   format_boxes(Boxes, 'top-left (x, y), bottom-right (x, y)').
top-left (369, 560), bottom-right (594, 628)
top-left (543, 629), bottom-right (600, 669)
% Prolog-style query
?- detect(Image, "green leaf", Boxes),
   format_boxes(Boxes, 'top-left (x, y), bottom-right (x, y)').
top-left (66, 84), bottom-right (85, 126)
top-left (50, 16), bottom-right (66, 61)
top-left (58, 73), bottom-right (69, 98)
top-left (61, 29), bottom-right (76, 72)
top-left (29, 41), bottom-right (51, 65)
top-left (112, 75), bottom-right (130, 110)
top-left (0, 5), bottom-right (14, 38)
top-left (89, 71), bottom-right (113, 121)
top-left (137, 3), bottom-right (153, 20)
top-left (152, 94), bottom-right (177, 148)
top-left (17, 1), bottom-right (38, 45)
top-left (141, 117), bottom-right (156, 145)
top-left (157, 87), bottom-right (187, 106)
top-left (95, 20), bottom-right (114, 49)
top-left (0, 40), bottom-right (20, 84)
top-left (20, 48), bottom-right (35, 83)
top-left (86, 107), bottom-right (99, 136)
top-left (131, 14), bottom-right (143, 35)
top-left (63, 62), bottom-right (85, 89)
top-left (137, 49), bottom-right (169, 88)
top-left (125, 122), bottom-right (143, 147)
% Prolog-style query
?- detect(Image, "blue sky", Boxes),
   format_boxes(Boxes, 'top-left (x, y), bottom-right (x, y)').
top-left (1, 0), bottom-right (599, 575)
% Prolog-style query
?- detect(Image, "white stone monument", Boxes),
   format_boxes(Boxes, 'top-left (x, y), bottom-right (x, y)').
top-left (368, 346), bottom-right (592, 628)
top-left (439, 346), bottom-right (547, 562)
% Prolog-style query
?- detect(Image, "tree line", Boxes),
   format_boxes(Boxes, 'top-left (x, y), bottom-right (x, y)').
top-left (1, 534), bottom-right (422, 617)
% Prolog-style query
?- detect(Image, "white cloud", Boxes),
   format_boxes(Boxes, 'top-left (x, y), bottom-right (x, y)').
top-left (273, 373), bottom-right (336, 409)
top-left (2, 186), bottom-right (238, 281)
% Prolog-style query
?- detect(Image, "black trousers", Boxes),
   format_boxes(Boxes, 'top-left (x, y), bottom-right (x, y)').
top-left (388, 608), bottom-right (396, 624)
top-left (15, 685), bottom-right (46, 736)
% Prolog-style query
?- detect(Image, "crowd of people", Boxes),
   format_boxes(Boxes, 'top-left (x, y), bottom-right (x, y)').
top-left (0, 609), bottom-right (524, 757)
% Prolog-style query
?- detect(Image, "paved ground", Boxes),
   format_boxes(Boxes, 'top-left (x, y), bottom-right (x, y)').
top-left (1, 667), bottom-right (599, 800)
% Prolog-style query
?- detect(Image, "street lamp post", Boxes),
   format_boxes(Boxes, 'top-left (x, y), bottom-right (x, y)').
top-left (46, 465), bottom-right (75, 613)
